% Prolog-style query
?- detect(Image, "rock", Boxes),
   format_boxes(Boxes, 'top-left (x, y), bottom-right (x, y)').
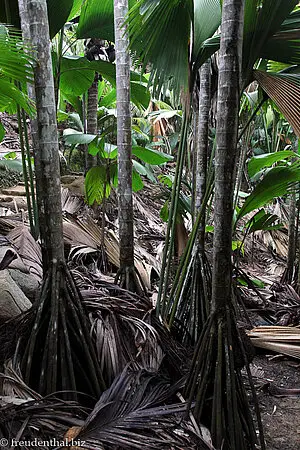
top-left (8, 268), bottom-right (41, 301)
top-left (0, 270), bottom-right (31, 319)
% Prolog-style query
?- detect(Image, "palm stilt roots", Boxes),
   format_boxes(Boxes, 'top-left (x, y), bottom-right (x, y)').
top-left (15, 262), bottom-right (106, 400)
top-left (185, 306), bottom-right (265, 450)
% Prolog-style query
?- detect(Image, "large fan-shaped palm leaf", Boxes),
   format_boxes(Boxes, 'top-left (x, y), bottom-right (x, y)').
top-left (0, 26), bottom-right (34, 114)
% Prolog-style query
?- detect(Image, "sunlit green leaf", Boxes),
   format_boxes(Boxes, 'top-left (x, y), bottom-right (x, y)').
top-left (4, 151), bottom-right (17, 160)
top-left (247, 150), bottom-right (296, 178)
top-left (85, 165), bottom-right (111, 205)
top-left (63, 128), bottom-right (97, 145)
top-left (132, 146), bottom-right (173, 165)
top-left (238, 163), bottom-right (300, 220)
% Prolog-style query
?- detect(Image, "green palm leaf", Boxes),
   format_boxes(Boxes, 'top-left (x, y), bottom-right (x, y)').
top-left (193, 0), bottom-right (221, 71)
top-left (128, 0), bottom-right (192, 97)
top-left (60, 57), bottom-right (150, 108)
top-left (254, 70), bottom-right (300, 136)
top-left (248, 150), bottom-right (296, 179)
top-left (77, 0), bottom-right (135, 41)
top-left (242, 0), bottom-right (298, 85)
top-left (237, 163), bottom-right (300, 220)
top-left (0, 79), bottom-right (33, 114)
top-left (0, 27), bottom-right (33, 83)
top-left (0, 0), bottom-right (75, 38)
top-left (0, 27), bottom-right (34, 114)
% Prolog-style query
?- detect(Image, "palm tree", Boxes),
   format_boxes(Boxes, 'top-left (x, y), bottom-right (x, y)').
top-left (114, 0), bottom-right (139, 292)
top-left (14, 0), bottom-right (104, 398)
top-left (185, 2), bottom-right (264, 448)
top-left (211, 0), bottom-right (244, 314)
top-left (195, 59), bottom-right (211, 249)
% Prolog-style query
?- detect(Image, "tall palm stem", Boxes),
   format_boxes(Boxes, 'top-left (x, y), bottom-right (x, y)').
top-left (195, 60), bottom-right (211, 250)
top-left (114, 0), bottom-right (136, 291)
top-left (212, 0), bottom-right (244, 313)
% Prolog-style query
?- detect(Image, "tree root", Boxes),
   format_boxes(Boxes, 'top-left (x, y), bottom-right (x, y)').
top-left (184, 306), bottom-right (265, 450)
top-left (17, 260), bottom-right (105, 400)
top-left (115, 265), bottom-right (147, 295)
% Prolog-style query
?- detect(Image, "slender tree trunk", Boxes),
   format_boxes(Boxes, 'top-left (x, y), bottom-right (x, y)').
top-left (287, 191), bottom-right (296, 283)
top-left (114, 0), bottom-right (134, 271)
top-left (15, 0), bottom-right (104, 399)
top-left (18, 0), bottom-right (47, 245)
top-left (212, 0), bottom-right (245, 313)
top-left (85, 76), bottom-right (99, 171)
top-left (195, 60), bottom-right (211, 250)
top-left (26, 0), bottom-right (64, 267)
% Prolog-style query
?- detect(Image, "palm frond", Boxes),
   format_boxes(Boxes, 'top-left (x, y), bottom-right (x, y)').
top-left (0, 26), bottom-right (34, 83)
top-left (242, 0), bottom-right (297, 83)
top-left (0, 383), bottom-right (87, 449)
top-left (76, 368), bottom-right (213, 450)
top-left (254, 70), bottom-right (300, 136)
top-left (128, 0), bottom-right (192, 97)
top-left (82, 289), bottom-right (163, 386)
top-left (61, 187), bottom-right (83, 214)
top-left (192, 0), bottom-right (221, 72)
top-left (0, 25), bottom-right (34, 115)
top-left (248, 325), bottom-right (300, 359)
top-left (63, 214), bottom-right (158, 289)
top-left (7, 225), bottom-right (42, 279)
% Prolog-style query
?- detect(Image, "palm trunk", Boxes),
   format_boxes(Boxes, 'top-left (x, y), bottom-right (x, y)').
top-left (15, 0), bottom-right (104, 398)
top-left (18, 0), bottom-right (45, 242)
top-left (185, 2), bottom-right (265, 448)
top-left (287, 190), bottom-right (296, 283)
top-left (114, 0), bottom-right (135, 283)
top-left (195, 60), bottom-right (211, 250)
top-left (26, 0), bottom-right (64, 267)
top-left (86, 76), bottom-right (98, 171)
top-left (212, 0), bottom-right (244, 312)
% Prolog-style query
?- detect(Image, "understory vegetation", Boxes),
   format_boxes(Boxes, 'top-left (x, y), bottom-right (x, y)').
top-left (0, 1), bottom-right (300, 449)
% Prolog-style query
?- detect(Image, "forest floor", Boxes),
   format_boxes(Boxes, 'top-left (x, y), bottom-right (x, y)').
top-left (0, 112), bottom-right (299, 449)
top-left (255, 355), bottom-right (300, 449)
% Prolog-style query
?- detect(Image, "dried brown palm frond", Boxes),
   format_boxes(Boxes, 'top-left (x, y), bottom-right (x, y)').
top-left (77, 274), bottom-right (187, 378)
top-left (61, 187), bottom-right (84, 215)
top-left (0, 215), bottom-right (20, 234)
top-left (0, 392), bottom-right (87, 449)
top-left (258, 229), bottom-right (289, 258)
top-left (74, 368), bottom-right (214, 450)
top-left (1, 362), bottom-right (41, 401)
top-left (7, 225), bottom-right (42, 279)
top-left (79, 282), bottom-right (186, 385)
top-left (248, 325), bottom-right (300, 359)
top-left (134, 192), bottom-right (164, 236)
top-left (63, 214), bottom-right (158, 289)
top-left (81, 289), bottom-right (162, 386)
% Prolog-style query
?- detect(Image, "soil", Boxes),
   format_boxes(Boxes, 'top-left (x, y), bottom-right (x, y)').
top-left (253, 355), bottom-right (300, 450)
